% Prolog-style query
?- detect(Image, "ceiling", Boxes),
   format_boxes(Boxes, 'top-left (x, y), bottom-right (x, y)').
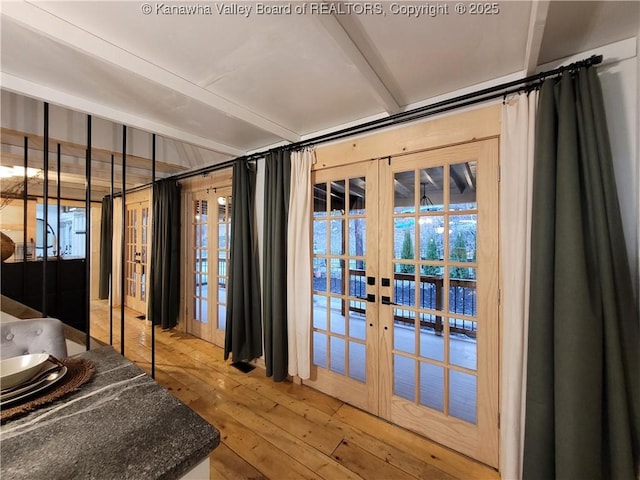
top-left (1, 1), bottom-right (638, 198)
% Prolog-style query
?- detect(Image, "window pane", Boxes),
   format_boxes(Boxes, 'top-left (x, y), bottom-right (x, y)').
top-left (449, 319), bottom-right (477, 371)
top-left (330, 219), bottom-right (344, 255)
top-left (394, 354), bottom-right (415, 401)
top-left (419, 314), bottom-right (444, 361)
top-left (313, 295), bottom-right (328, 330)
top-left (418, 167), bottom-right (444, 212)
top-left (419, 362), bottom-right (444, 411)
top-left (313, 220), bottom-right (327, 254)
top-left (330, 181), bottom-right (345, 216)
top-left (314, 183), bottom-right (327, 217)
top-left (394, 308), bottom-right (415, 354)
top-left (313, 332), bottom-right (327, 368)
top-left (348, 218), bottom-right (366, 257)
top-left (313, 258), bottom-right (327, 292)
top-left (348, 177), bottom-right (366, 215)
top-left (394, 218), bottom-right (415, 260)
top-left (449, 370), bottom-right (477, 424)
top-left (449, 162), bottom-right (477, 211)
top-left (348, 342), bottom-right (366, 382)
top-left (330, 337), bottom-right (345, 375)
top-left (448, 214), bottom-right (476, 263)
top-left (394, 170), bottom-right (415, 214)
top-left (449, 267), bottom-right (476, 317)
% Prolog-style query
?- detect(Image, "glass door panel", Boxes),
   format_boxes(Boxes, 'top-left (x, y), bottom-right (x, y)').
top-left (306, 161), bottom-right (379, 412)
top-left (380, 140), bottom-right (499, 467)
top-left (186, 187), bottom-right (231, 347)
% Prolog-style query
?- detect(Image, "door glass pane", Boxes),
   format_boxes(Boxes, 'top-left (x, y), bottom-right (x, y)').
top-left (348, 219), bottom-right (366, 256)
top-left (348, 342), bottom-right (366, 382)
top-left (394, 263), bottom-right (415, 307)
top-left (448, 214), bottom-right (476, 263)
top-left (313, 295), bottom-right (328, 330)
top-left (314, 183), bottom-right (327, 216)
top-left (330, 337), bottom-right (345, 374)
top-left (420, 362), bottom-right (444, 411)
top-left (449, 320), bottom-right (477, 371)
top-left (313, 332), bottom-right (327, 368)
top-left (449, 267), bottom-right (476, 317)
top-left (348, 301), bottom-right (366, 340)
top-left (449, 370), bottom-right (477, 424)
top-left (419, 314), bottom-right (444, 361)
top-left (348, 177), bottom-right (366, 215)
top-left (394, 354), bottom-right (415, 401)
top-left (449, 162), bottom-right (477, 211)
top-left (348, 260), bottom-right (366, 298)
top-left (313, 258), bottom-right (327, 292)
top-left (330, 219), bottom-right (344, 255)
top-left (394, 308), bottom-right (415, 354)
top-left (418, 266), bottom-right (444, 311)
top-left (329, 298), bottom-right (345, 335)
top-left (330, 181), bottom-right (345, 215)
top-left (329, 259), bottom-right (344, 294)
top-left (218, 305), bottom-right (226, 330)
top-left (419, 167), bottom-right (444, 212)
top-left (314, 220), bottom-right (327, 254)
top-left (394, 218), bottom-right (415, 260)
top-left (394, 170), bottom-right (415, 214)
top-left (419, 215), bottom-right (444, 262)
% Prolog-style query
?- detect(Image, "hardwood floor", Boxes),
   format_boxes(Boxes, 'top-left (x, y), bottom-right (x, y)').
top-left (89, 300), bottom-right (500, 480)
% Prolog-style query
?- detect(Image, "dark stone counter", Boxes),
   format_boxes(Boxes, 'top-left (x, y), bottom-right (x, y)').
top-left (0, 346), bottom-right (220, 479)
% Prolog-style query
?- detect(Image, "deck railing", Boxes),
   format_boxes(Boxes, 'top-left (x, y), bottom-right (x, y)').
top-left (346, 269), bottom-right (477, 337)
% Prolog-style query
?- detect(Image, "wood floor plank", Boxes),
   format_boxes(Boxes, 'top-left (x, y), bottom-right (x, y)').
top-left (191, 399), bottom-right (322, 480)
top-left (331, 440), bottom-right (418, 480)
top-left (89, 301), bottom-right (500, 480)
top-left (335, 404), bottom-right (500, 480)
top-left (210, 444), bottom-right (267, 480)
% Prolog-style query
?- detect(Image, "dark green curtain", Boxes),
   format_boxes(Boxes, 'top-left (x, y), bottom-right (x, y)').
top-left (98, 195), bottom-right (112, 300)
top-left (263, 151), bottom-right (291, 381)
top-left (224, 161), bottom-right (262, 362)
top-left (148, 180), bottom-right (181, 329)
top-left (524, 67), bottom-right (639, 479)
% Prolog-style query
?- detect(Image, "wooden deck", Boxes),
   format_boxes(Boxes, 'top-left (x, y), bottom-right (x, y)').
top-left (89, 300), bottom-right (499, 480)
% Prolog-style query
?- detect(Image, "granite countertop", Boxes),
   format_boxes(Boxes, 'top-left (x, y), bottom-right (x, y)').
top-left (0, 346), bottom-right (220, 480)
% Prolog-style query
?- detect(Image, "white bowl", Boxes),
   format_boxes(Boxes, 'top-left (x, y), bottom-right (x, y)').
top-left (0, 353), bottom-right (51, 390)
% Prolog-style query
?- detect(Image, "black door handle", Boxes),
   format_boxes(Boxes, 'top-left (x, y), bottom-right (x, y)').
top-left (356, 294), bottom-right (376, 303)
top-left (381, 296), bottom-right (398, 306)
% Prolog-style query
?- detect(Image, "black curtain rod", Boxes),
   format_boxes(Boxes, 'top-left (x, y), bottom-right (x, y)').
top-left (168, 53), bottom-right (602, 182)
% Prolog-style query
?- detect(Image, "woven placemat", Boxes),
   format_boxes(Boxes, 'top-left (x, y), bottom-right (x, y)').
top-left (1, 358), bottom-right (96, 422)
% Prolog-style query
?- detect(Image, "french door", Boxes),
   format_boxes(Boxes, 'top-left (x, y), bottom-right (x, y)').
top-left (125, 199), bottom-right (150, 314)
top-left (186, 187), bottom-right (231, 347)
top-left (307, 139), bottom-right (499, 466)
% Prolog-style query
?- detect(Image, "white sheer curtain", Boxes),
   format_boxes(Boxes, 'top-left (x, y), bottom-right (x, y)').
top-left (500, 91), bottom-right (537, 480)
top-left (287, 148), bottom-right (314, 379)
top-left (112, 196), bottom-right (123, 307)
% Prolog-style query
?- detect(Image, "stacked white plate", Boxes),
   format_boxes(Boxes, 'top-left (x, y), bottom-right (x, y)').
top-left (0, 354), bottom-right (67, 407)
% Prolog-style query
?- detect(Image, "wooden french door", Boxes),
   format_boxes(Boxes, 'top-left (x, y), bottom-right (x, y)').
top-left (125, 198), bottom-right (150, 314)
top-left (186, 187), bottom-right (231, 347)
top-left (307, 139), bottom-right (499, 467)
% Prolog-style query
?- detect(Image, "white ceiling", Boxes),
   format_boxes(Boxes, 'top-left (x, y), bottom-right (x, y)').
top-left (1, 0), bottom-right (639, 191)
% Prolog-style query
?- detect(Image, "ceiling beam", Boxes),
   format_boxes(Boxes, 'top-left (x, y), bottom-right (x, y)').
top-left (523, 0), bottom-right (551, 74)
top-left (315, 5), bottom-right (401, 114)
top-left (1, 3), bottom-right (300, 144)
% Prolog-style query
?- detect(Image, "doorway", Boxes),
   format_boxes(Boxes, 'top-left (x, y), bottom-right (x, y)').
top-left (306, 139), bottom-right (499, 466)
